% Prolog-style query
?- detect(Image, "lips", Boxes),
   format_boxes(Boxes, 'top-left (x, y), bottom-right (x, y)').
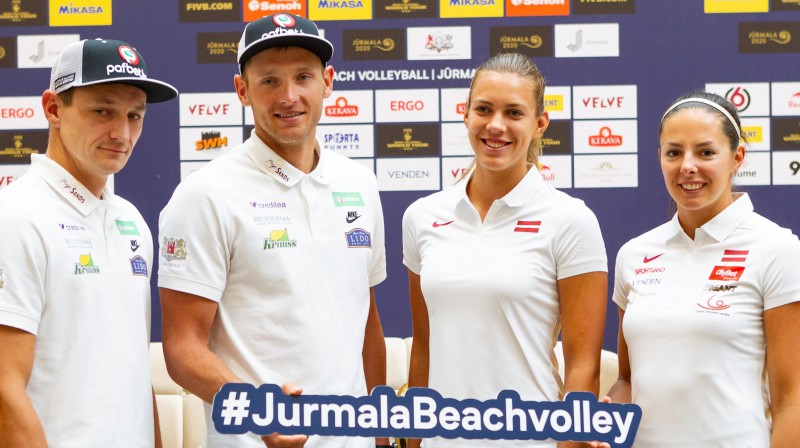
top-left (482, 138), bottom-right (509, 149)
top-left (680, 182), bottom-right (705, 191)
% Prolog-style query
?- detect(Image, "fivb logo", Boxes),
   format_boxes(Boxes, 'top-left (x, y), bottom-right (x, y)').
top-left (107, 45), bottom-right (145, 78)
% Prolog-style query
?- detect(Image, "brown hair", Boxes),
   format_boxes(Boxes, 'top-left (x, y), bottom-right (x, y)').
top-left (465, 53), bottom-right (547, 166)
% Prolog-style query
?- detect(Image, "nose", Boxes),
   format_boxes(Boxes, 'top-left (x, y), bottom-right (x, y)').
top-left (680, 153), bottom-right (697, 174)
top-left (279, 81), bottom-right (300, 104)
top-left (486, 112), bottom-right (506, 134)
top-left (109, 115), bottom-right (131, 142)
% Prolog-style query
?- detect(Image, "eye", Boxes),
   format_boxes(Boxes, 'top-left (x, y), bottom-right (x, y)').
top-left (473, 105), bottom-right (489, 114)
top-left (128, 113), bottom-right (143, 121)
top-left (94, 109), bottom-right (109, 116)
top-left (664, 149), bottom-right (680, 158)
top-left (507, 109), bottom-right (524, 118)
top-left (700, 149), bottom-right (716, 157)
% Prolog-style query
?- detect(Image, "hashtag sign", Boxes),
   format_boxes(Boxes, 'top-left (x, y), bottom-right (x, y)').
top-left (220, 391), bottom-right (251, 425)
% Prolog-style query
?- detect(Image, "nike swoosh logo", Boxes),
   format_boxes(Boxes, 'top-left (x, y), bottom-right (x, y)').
top-left (432, 220), bottom-right (455, 228)
top-left (346, 214), bottom-right (361, 223)
top-left (643, 253), bottom-right (664, 263)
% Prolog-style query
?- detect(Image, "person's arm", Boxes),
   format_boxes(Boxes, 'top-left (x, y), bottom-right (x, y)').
top-left (0, 325), bottom-right (47, 447)
top-left (160, 288), bottom-right (308, 448)
top-left (406, 271), bottom-right (429, 448)
top-left (557, 271), bottom-right (607, 448)
top-left (558, 271), bottom-right (607, 396)
top-left (604, 308), bottom-right (632, 404)
top-left (765, 301), bottom-right (800, 447)
top-left (363, 288), bottom-right (387, 393)
top-left (160, 288), bottom-right (242, 403)
top-left (362, 287), bottom-right (391, 447)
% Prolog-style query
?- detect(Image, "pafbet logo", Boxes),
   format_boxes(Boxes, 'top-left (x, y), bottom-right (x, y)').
top-left (274, 13), bottom-right (295, 27)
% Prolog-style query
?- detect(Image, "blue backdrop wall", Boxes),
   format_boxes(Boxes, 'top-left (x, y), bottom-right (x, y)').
top-left (2, 1), bottom-right (799, 351)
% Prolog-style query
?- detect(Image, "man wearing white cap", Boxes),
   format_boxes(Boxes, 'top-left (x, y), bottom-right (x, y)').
top-left (158, 13), bottom-right (389, 448)
top-left (0, 38), bottom-right (177, 447)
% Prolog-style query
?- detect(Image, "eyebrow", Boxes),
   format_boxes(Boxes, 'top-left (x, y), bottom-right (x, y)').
top-left (473, 98), bottom-right (528, 109)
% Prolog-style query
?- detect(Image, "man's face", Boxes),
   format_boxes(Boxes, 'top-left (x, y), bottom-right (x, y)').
top-left (235, 46), bottom-right (333, 156)
top-left (48, 83), bottom-right (147, 183)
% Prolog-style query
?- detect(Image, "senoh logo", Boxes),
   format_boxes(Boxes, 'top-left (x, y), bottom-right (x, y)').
top-left (589, 127), bottom-right (622, 147)
top-left (326, 97), bottom-right (359, 117)
top-left (708, 266), bottom-right (745, 281)
top-left (725, 86), bottom-right (751, 112)
top-left (118, 46), bottom-right (139, 65)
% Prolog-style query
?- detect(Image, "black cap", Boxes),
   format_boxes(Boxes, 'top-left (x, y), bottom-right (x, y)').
top-left (237, 13), bottom-right (334, 72)
top-left (50, 38), bottom-right (178, 103)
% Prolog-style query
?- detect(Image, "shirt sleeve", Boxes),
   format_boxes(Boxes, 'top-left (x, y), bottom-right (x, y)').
top-left (612, 243), bottom-right (632, 311)
top-left (761, 231), bottom-right (800, 310)
top-left (366, 174), bottom-right (387, 287)
top-left (0, 205), bottom-right (46, 335)
top-left (401, 200), bottom-right (422, 275)
top-left (553, 200), bottom-right (608, 280)
top-left (157, 178), bottom-right (230, 302)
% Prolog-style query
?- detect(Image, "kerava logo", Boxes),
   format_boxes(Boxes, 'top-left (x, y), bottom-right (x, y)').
top-left (118, 46), bottom-right (138, 65)
top-left (212, 384), bottom-right (641, 447)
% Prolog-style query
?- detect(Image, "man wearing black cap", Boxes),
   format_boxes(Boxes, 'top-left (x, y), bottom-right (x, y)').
top-left (0, 38), bottom-right (177, 446)
top-left (159, 13), bottom-right (390, 448)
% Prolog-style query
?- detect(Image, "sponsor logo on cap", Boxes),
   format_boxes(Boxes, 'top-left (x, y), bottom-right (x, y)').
top-left (118, 45), bottom-right (139, 65)
top-left (273, 12), bottom-right (296, 27)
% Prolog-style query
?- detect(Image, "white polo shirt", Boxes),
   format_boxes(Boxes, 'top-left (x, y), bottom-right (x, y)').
top-left (613, 193), bottom-right (800, 448)
top-left (158, 132), bottom-right (386, 448)
top-left (402, 167), bottom-right (607, 448)
top-left (0, 154), bottom-right (154, 447)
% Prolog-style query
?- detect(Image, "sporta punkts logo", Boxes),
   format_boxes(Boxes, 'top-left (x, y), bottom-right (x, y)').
top-left (118, 46), bottom-right (139, 65)
top-left (273, 13), bottom-right (295, 28)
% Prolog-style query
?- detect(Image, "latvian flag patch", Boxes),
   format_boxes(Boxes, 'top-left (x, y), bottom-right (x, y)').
top-left (514, 220), bottom-right (541, 233)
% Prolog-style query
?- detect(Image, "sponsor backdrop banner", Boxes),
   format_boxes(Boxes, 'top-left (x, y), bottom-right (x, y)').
top-left (1, 1), bottom-right (800, 347)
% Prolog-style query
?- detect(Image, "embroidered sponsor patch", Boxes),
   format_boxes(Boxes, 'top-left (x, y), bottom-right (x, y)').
top-left (161, 237), bottom-right (188, 261)
top-left (345, 228), bottom-right (372, 248)
top-left (263, 229), bottom-right (297, 250)
top-left (332, 191), bottom-right (364, 207)
top-left (74, 253), bottom-right (100, 275)
top-left (130, 255), bottom-right (148, 276)
top-left (115, 220), bottom-right (140, 235)
top-left (708, 266), bottom-right (744, 281)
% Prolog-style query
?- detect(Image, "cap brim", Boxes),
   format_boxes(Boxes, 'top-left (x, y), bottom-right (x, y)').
top-left (239, 35), bottom-right (334, 69)
top-left (73, 77), bottom-right (179, 103)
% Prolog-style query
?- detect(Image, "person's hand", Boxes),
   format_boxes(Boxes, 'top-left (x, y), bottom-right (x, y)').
top-left (586, 396), bottom-right (612, 448)
top-left (261, 383), bottom-right (309, 448)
